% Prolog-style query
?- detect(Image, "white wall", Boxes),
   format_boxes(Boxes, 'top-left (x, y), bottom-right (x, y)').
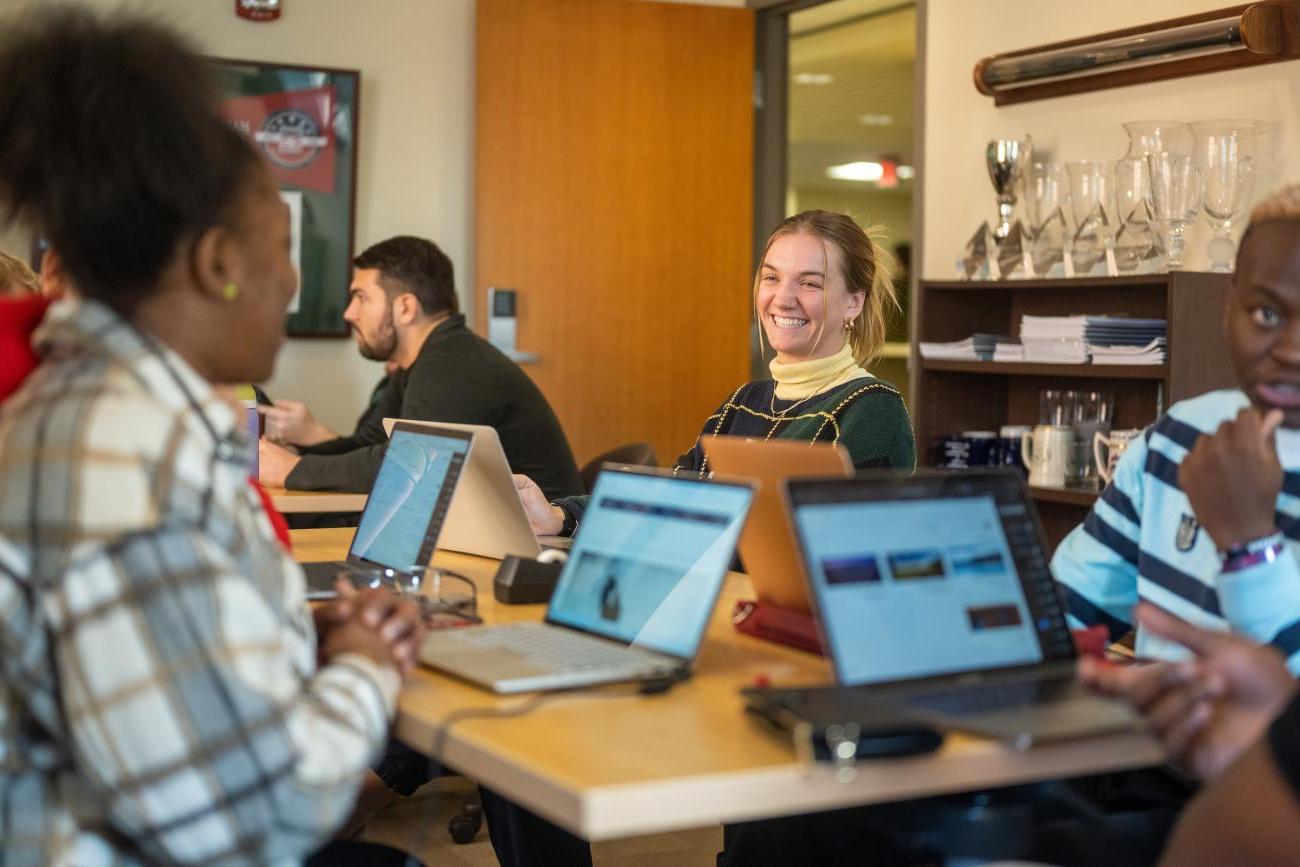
top-left (923, 0), bottom-right (1297, 279)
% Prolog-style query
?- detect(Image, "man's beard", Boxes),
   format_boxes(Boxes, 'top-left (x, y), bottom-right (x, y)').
top-left (355, 312), bottom-right (397, 361)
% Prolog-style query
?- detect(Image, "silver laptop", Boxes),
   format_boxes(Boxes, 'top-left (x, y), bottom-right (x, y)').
top-left (784, 470), bottom-right (1140, 746)
top-left (301, 422), bottom-right (472, 598)
top-left (383, 418), bottom-right (571, 559)
top-left (419, 467), bottom-right (755, 693)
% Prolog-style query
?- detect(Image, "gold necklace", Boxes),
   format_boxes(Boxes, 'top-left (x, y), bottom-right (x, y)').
top-left (769, 389), bottom-right (815, 418)
top-left (766, 387), bottom-right (819, 440)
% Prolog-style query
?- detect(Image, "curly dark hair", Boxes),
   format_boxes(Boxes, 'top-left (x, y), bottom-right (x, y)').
top-left (0, 7), bottom-right (260, 312)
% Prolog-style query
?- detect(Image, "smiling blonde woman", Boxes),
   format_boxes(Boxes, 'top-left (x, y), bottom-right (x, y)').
top-left (516, 209), bottom-right (915, 537)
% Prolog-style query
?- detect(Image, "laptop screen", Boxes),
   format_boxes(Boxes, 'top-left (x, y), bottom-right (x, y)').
top-left (546, 470), bottom-right (754, 659)
top-left (348, 424), bottom-right (472, 571)
top-left (788, 472), bottom-right (1074, 687)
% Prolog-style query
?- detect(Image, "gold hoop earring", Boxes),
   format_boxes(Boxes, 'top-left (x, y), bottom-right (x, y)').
top-left (222, 282), bottom-right (239, 301)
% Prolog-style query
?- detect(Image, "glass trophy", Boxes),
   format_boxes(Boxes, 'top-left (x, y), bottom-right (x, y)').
top-left (1192, 119), bottom-right (1258, 272)
top-left (1025, 161), bottom-right (1067, 278)
top-left (1066, 160), bottom-right (1118, 277)
top-left (957, 221), bottom-right (999, 280)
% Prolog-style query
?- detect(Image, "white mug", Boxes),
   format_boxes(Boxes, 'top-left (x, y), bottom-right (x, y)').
top-left (1021, 425), bottom-right (1073, 488)
top-left (1094, 428), bottom-right (1143, 484)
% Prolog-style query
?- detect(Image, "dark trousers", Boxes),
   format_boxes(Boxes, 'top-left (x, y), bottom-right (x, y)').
top-left (287, 512), bottom-right (358, 530)
top-left (721, 807), bottom-right (929, 867)
top-left (480, 787), bottom-right (593, 867)
top-left (306, 841), bottom-right (422, 866)
top-left (721, 771), bottom-right (1193, 867)
top-left (374, 738), bottom-right (442, 796)
top-left (373, 739), bottom-right (591, 865)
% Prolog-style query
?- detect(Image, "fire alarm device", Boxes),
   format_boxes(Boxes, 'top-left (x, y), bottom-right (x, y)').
top-left (236, 0), bottom-right (281, 22)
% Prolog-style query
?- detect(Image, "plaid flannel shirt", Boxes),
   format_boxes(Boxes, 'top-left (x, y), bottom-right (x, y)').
top-left (0, 299), bottom-right (399, 866)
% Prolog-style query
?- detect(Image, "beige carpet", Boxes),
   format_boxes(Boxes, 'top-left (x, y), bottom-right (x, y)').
top-left (357, 776), bottom-right (723, 866)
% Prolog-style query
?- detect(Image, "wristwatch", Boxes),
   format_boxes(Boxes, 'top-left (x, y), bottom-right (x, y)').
top-left (556, 502), bottom-right (578, 538)
top-left (1219, 530), bottom-right (1287, 573)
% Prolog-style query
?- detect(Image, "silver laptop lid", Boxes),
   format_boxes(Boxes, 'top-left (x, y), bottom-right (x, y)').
top-left (786, 470), bottom-right (1075, 688)
top-left (545, 468), bottom-right (755, 662)
top-left (346, 422), bottom-right (473, 573)
top-left (381, 418), bottom-right (541, 559)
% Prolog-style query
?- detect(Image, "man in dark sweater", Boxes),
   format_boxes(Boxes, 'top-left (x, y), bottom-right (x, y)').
top-left (258, 236), bottom-right (581, 500)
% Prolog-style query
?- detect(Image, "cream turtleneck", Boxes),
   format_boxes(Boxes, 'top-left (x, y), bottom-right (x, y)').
top-left (768, 343), bottom-right (870, 401)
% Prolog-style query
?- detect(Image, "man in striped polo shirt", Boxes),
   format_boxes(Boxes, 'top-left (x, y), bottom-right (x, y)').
top-left (1054, 186), bottom-right (1300, 674)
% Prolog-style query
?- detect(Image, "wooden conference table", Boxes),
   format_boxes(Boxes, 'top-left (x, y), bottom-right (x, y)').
top-left (268, 486), bottom-right (367, 514)
top-left (292, 527), bottom-right (1164, 842)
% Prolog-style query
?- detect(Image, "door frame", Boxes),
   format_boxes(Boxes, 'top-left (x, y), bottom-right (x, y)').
top-left (747, 0), bottom-right (926, 389)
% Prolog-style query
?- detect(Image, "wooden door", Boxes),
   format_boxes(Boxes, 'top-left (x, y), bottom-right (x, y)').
top-left (476, 0), bottom-right (754, 469)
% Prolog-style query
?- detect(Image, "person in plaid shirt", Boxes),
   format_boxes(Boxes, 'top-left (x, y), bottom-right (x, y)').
top-left (0, 9), bottom-right (426, 866)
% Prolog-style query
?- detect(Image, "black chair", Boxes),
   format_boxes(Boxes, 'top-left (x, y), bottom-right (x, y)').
top-left (580, 442), bottom-right (658, 493)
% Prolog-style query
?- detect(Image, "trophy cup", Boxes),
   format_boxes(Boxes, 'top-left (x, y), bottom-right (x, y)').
top-left (959, 138), bottom-right (1032, 280)
top-left (989, 138), bottom-right (1030, 240)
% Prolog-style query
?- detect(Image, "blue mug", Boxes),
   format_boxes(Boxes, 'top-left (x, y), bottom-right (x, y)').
top-left (932, 434), bottom-right (971, 468)
top-left (999, 425), bottom-right (1031, 476)
top-left (961, 430), bottom-right (999, 467)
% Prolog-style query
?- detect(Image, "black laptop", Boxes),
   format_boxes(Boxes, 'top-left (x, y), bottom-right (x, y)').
top-left (749, 470), bottom-right (1139, 748)
top-left (300, 421), bottom-right (472, 598)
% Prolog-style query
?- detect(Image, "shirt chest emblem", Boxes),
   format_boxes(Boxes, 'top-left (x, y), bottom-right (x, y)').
top-left (1175, 513), bottom-right (1200, 552)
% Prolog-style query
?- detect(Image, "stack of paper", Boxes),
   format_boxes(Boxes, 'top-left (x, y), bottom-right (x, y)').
top-left (993, 339), bottom-right (1024, 362)
top-left (1020, 315), bottom-right (1089, 340)
top-left (919, 334), bottom-right (1002, 361)
top-left (1020, 339), bottom-right (1090, 364)
top-left (1018, 315), bottom-right (1168, 365)
top-left (1083, 318), bottom-right (1166, 341)
top-left (1088, 337), bottom-right (1167, 365)
top-left (1019, 315), bottom-right (1089, 364)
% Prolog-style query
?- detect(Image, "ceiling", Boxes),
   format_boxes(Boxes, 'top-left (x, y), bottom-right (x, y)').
top-left (787, 1), bottom-right (916, 192)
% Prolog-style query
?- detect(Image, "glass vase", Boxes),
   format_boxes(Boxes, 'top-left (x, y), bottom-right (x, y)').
top-left (1191, 119), bottom-right (1259, 272)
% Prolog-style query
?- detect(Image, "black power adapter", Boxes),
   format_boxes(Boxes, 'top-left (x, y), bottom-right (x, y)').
top-left (493, 555), bottom-right (565, 604)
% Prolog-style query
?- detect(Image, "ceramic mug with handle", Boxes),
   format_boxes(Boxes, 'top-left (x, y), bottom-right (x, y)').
top-left (1021, 424), bottom-right (1073, 487)
top-left (1094, 428), bottom-right (1144, 484)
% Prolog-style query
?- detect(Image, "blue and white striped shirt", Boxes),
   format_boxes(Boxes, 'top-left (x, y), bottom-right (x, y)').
top-left (1052, 389), bottom-right (1300, 672)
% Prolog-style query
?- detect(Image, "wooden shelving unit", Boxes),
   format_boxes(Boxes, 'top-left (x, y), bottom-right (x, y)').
top-left (1028, 485), bottom-right (1100, 508)
top-left (921, 360), bottom-right (1169, 380)
top-left (912, 271), bottom-right (1236, 551)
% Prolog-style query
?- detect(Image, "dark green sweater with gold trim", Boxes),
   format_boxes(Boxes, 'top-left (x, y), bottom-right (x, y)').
top-left (557, 375), bottom-right (914, 522)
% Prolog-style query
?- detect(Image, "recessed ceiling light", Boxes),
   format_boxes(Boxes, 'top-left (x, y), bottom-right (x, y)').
top-left (793, 72), bottom-right (834, 85)
top-left (858, 113), bottom-right (895, 126)
top-left (897, 165), bottom-right (915, 180)
top-left (826, 161), bottom-right (884, 182)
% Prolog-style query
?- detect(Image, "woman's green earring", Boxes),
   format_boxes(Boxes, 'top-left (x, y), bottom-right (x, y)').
top-left (222, 282), bottom-right (239, 301)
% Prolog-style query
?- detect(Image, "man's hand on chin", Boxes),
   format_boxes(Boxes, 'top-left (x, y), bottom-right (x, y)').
top-left (259, 438), bottom-right (302, 488)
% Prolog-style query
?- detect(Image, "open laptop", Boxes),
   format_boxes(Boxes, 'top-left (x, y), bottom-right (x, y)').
top-left (773, 470), bottom-right (1139, 746)
top-left (383, 418), bottom-right (571, 559)
top-left (701, 436), bottom-right (851, 613)
top-left (418, 467), bottom-right (755, 693)
top-left (300, 422), bottom-right (472, 598)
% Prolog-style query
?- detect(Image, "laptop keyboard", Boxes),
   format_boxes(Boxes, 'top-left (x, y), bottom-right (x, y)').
top-left (454, 623), bottom-right (657, 674)
top-left (902, 676), bottom-right (1076, 717)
